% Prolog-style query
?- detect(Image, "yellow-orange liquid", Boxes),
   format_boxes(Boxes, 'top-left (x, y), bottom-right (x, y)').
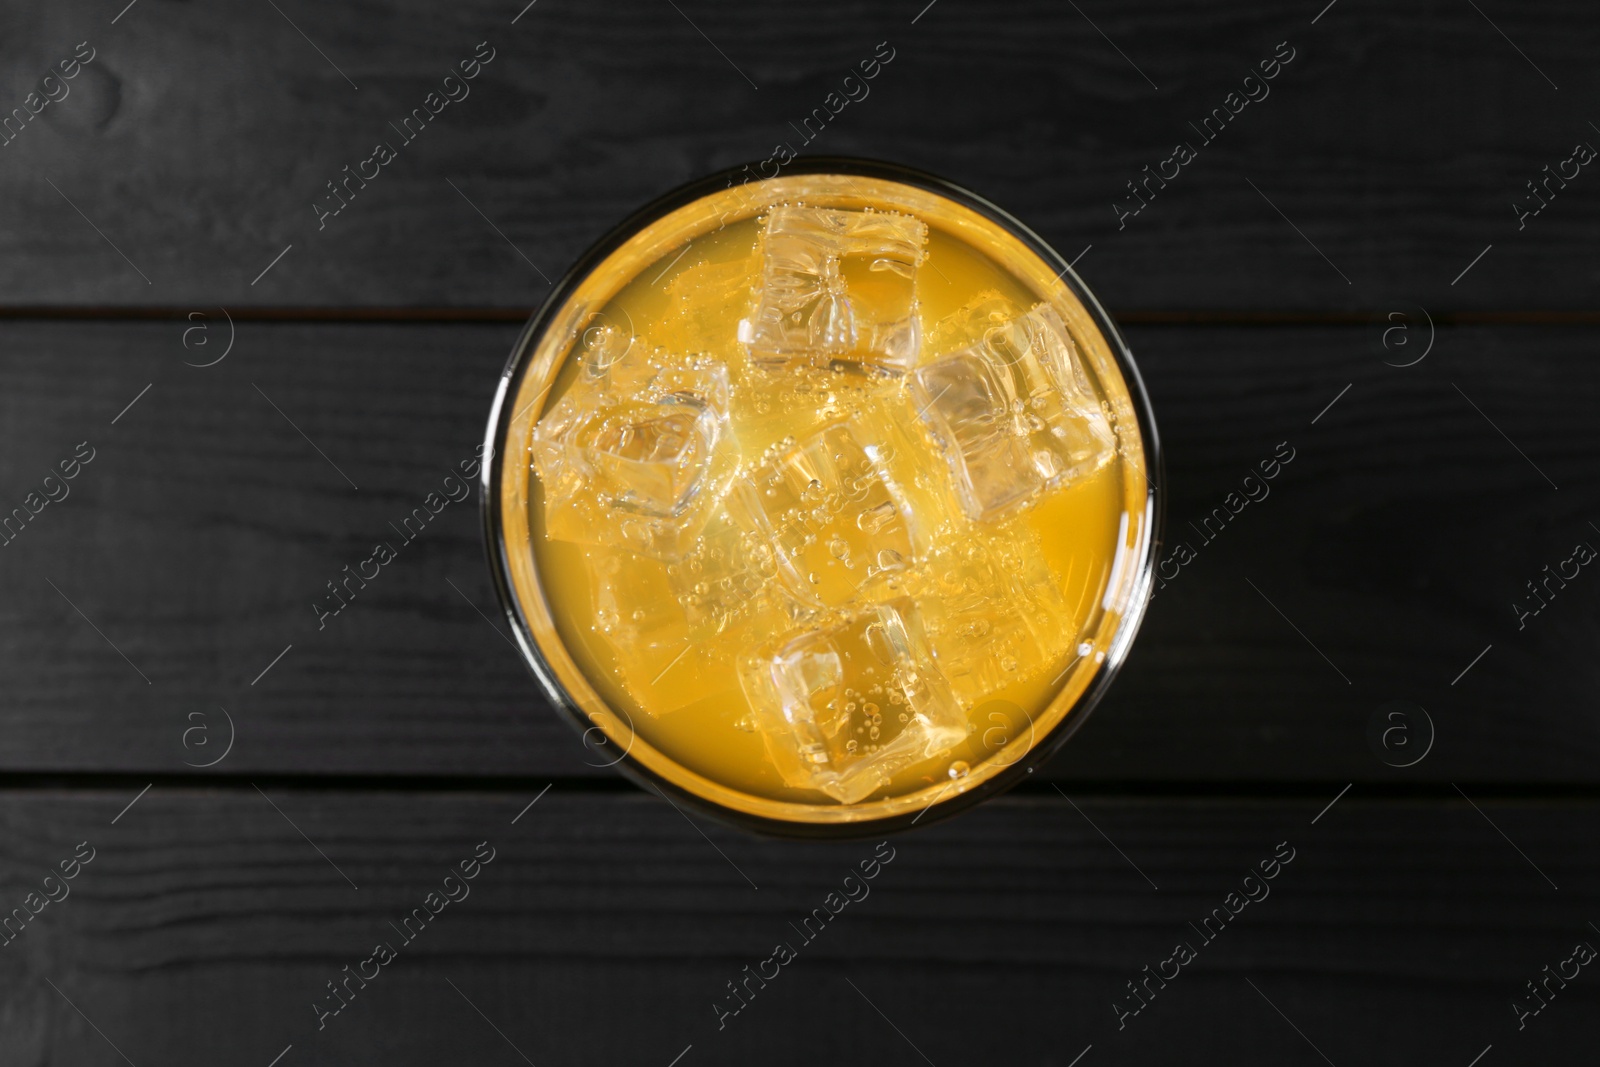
top-left (504, 175), bottom-right (1149, 824)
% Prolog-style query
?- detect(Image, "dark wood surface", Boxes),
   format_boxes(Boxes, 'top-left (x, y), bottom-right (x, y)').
top-left (2, 0), bottom-right (1599, 311)
top-left (3, 790), bottom-right (1597, 1067)
top-left (3, 0), bottom-right (1599, 1063)
top-left (1, 320), bottom-right (1594, 782)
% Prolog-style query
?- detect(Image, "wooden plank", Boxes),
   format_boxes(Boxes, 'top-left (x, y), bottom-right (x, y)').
top-left (2, 0), bottom-right (1597, 310)
top-left (0, 319), bottom-right (1595, 780)
top-left (0, 319), bottom-right (590, 777)
top-left (1084, 318), bottom-right (1600, 785)
top-left (0, 789), bottom-right (1596, 1064)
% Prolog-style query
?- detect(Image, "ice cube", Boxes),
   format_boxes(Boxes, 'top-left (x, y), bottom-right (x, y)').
top-left (911, 300), bottom-right (1115, 521)
top-left (740, 598), bottom-right (966, 804)
top-left (741, 206), bottom-right (927, 377)
top-left (584, 402), bottom-right (713, 515)
top-left (531, 336), bottom-right (738, 559)
top-left (916, 526), bottom-right (1074, 705)
top-left (730, 419), bottom-right (926, 610)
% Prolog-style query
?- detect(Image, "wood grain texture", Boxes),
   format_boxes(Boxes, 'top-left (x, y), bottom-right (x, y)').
top-left (2, 5), bottom-right (1596, 1063)
top-left (0, 319), bottom-right (1594, 781)
top-left (0, 0), bottom-right (1597, 310)
top-left (0, 789), bottom-right (1595, 1065)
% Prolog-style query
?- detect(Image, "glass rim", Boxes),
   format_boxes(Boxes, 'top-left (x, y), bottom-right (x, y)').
top-left (480, 156), bottom-right (1166, 838)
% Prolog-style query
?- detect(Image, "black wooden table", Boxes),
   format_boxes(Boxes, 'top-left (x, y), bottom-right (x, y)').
top-left (3, 2), bottom-right (1598, 1064)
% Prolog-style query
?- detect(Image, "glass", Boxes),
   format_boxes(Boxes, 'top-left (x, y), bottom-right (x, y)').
top-left (482, 159), bottom-right (1162, 836)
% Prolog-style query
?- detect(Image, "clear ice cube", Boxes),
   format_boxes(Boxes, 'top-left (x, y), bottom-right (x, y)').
top-left (916, 526), bottom-right (1074, 705)
top-left (911, 298), bottom-right (1115, 521)
top-left (740, 206), bottom-right (927, 377)
top-left (730, 419), bottom-right (925, 610)
top-left (531, 333), bottom-right (738, 559)
top-left (583, 402), bottom-right (713, 515)
top-left (740, 598), bottom-right (966, 804)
